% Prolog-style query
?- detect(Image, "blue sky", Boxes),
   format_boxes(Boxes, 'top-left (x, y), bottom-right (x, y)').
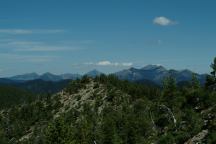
top-left (0, 0), bottom-right (216, 76)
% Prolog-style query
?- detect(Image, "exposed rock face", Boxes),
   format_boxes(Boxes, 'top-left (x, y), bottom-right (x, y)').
top-left (184, 130), bottom-right (208, 144)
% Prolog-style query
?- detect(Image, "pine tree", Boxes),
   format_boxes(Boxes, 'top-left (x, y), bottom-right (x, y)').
top-left (191, 73), bottom-right (200, 89)
top-left (210, 57), bottom-right (216, 77)
top-left (45, 118), bottom-right (72, 144)
top-left (206, 57), bottom-right (216, 88)
top-left (162, 76), bottom-right (177, 104)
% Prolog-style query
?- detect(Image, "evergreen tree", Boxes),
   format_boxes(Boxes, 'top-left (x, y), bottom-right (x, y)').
top-left (206, 57), bottom-right (216, 88)
top-left (162, 76), bottom-right (177, 106)
top-left (45, 118), bottom-right (72, 144)
top-left (191, 73), bottom-right (200, 89)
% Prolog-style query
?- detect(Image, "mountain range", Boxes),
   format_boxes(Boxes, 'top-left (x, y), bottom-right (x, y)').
top-left (1, 65), bottom-right (206, 85)
top-left (115, 65), bottom-right (206, 85)
top-left (8, 72), bottom-right (82, 82)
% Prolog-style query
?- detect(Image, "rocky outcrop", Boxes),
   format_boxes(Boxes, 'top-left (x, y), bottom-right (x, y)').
top-left (184, 130), bottom-right (208, 144)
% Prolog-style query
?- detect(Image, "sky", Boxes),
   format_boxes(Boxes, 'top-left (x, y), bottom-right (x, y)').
top-left (0, 0), bottom-right (216, 77)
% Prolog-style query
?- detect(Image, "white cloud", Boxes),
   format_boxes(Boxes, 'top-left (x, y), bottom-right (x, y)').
top-left (0, 29), bottom-right (65, 34)
top-left (122, 62), bottom-right (133, 66)
top-left (85, 60), bottom-right (133, 67)
top-left (153, 16), bottom-right (177, 26)
top-left (97, 61), bottom-right (112, 66)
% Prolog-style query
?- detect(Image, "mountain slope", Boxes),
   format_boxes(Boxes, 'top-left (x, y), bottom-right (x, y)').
top-left (115, 65), bottom-right (206, 85)
top-left (16, 79), bottom-right (71, 94)
top-left (85, 69), bottom-right (103, 77)
top-left (9, 73), bottom-right (39, 81)
top-left (0, 78), bottom-right (71, 94)
top-left (8, 72), bottom-right (81, 82)
top-left (60, 73), bottom-right (82, 80)
top-left (39, 72), bottom-right (62, 81)
top-left (0, 75), bottom-right (215, 143)
top-left (0, 85), bottom-right (34, 109)
top-left (0, 78), bottom-right (22, 85)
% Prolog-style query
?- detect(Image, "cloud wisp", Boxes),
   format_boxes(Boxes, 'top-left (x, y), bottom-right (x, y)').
top-left (85, 60), bottom-right (133, 67)
top-left (0, 29), bottom-right (65, 34)
top-left (0, 53), bottom-right (58, 63)
top-left (0, 40), bottom-right (84, 52)
top-left (14, 46), bottom-right (82, 52)
top-left (153, 16), bottom-right (177, 26)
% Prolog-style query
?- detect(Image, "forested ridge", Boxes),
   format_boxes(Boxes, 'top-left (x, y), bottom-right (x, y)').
top-left (0, 58), bottom-right (216, 144)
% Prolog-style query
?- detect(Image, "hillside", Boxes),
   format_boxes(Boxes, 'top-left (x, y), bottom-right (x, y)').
top-left (0, 85), bottom-right (35, 109)
top-left (0, 75), bottom-right (215, 144)
top-left (0, 79), bottom-right (71, 94)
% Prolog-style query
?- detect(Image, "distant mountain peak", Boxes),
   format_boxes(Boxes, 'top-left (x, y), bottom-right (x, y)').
top-left (39, 72), bottom-right (61, 81)
top-left (60, 73), bottom-right (81, 80)
top-left (26, 72), bottom-right (38, 75)
top-left (180, 69), bottom-right (193, 73)
top-left (42, 72), bottom-right (55, 76)
top-left (85, 69), bottom-right (103, 77)
top-left (128, 67), bottom-right (138, 71)
top-left (142, 64), bottom-right (166, 71)
top-left (15, 72), bottom-right (39, 76)
top-left (89, 69), bottom-right (100, 73)
top-left (9, 72), bottom-right (40, 81)
top-left (114, 65), bottom-right (205, 85)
